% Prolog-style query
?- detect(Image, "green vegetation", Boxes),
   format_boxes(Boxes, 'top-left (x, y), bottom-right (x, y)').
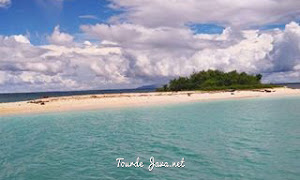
top-left (157, 70), bottom-right (280, 92)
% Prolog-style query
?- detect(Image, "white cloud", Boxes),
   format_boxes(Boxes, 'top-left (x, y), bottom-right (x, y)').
top-left (81, 21), bottom-right (300, 83)
top-left (79, 15), bottom-right (98, 20)
top-left (13, 35), bottom-right (31, 44)
top-left (108, 0), bottom-right (300, 28)
top-left (47, 25), bottom-right (74, 45)
top-left (80, 23), bottom-right (205, 51)
top-left (1, 21), bottom-right (300, 92)
top-left (0, 33), bottom-right (132, 92)
top-left (1, 1), bottom-right (300, 93)
top-left (0, 0), bottom-right (11, 8)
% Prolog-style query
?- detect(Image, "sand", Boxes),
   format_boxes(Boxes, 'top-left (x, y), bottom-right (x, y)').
top-left (1, 87), bottom-right (300, 116)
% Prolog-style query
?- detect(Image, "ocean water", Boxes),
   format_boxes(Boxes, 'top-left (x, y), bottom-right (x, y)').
top-left (0, 88), bottom-right (155, 103)
top-left (277, 83), bottom-right (300, 89)
top-left (0, 97), bottom-right (300, 180)
top-left (1, 83), bottom-right (299, 104)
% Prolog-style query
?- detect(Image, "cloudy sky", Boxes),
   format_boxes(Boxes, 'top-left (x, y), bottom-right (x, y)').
top-left (0, 0), bottom-right (300, 93)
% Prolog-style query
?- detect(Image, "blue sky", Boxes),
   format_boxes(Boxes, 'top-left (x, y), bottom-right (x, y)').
top-left (0, 0), bottom-right (300, 93)
top-left (0, 0), bottom-right (120, 44)
top-left (0, 0), bottom-right (295, 44)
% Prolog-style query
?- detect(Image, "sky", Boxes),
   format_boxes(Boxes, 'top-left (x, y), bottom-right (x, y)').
top-left (0, 0), bottom-right (300, 93)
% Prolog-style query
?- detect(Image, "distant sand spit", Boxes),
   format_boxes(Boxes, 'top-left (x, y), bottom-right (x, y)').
top-left (1, 87), bottom-right (300, 116)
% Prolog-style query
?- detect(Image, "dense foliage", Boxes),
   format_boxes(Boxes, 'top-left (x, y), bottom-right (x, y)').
top-left (157, 70), bottom-right (279, 91)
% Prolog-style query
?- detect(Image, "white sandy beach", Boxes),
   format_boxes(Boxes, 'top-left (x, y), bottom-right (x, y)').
top-left (1, 87), bottom-right (300, 116)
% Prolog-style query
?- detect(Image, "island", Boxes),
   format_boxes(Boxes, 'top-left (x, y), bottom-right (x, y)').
top-left (157, 70), bottom-right (280, 91)
top-left (1, 70), bottom-right (300, 116)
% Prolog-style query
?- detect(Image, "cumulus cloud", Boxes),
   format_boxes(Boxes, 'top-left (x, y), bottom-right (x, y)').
top-left (0, 35), bottom-right (74, 91)
top-left (1, 21), bottom-right (300, 92)
top-left (82, 21), bottom-right (300, 83)
top-left (1, 21), bottom-right (300, 93)
top-left (0, 0), bottom-right (11, 8)
top-left (268, 22), bottom-right (300, 72)
top-left (0, 31), bottom-right (132, 92)
top-left (47, 25), bottom-right (74, 45)
top-left (1, 0), bottom-right (300, 93)
top-left (108, 0), bottom-right (300, 28)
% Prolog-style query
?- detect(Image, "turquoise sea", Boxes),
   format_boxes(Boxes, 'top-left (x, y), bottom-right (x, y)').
top-left (0, 97), bottom-right (300, 180)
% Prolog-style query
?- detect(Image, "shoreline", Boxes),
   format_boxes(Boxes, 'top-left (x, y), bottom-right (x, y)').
top-left (1, 87), bottom-right (300, 116)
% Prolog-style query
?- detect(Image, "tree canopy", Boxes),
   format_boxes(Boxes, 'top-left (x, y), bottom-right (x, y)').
top-left (157, 70), bottom-right (278, 91)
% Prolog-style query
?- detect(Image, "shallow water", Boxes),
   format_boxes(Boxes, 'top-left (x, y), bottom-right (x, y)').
top-left (0, 97), bottom-right (299, 180)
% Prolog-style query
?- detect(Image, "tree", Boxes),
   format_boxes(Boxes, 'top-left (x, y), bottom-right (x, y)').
top-left (256, 74), bottom-right (262, 81)
top-left (156, 70), bottom-right (274, 92)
